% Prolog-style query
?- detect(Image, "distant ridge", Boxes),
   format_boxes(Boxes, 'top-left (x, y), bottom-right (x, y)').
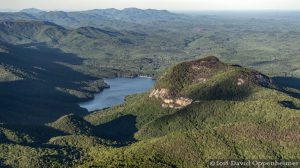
top-left (0, 8), bottom-right (186, 30)
top-left (20, 8), bottom-right (45, 14)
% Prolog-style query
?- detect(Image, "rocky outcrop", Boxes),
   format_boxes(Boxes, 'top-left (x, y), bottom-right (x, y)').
top-left (149, 88), bottom-right (192, 109)
top-left (237, 78), bottom-right (245, 86)
top-left (149, 88), bottom-right (169, 99)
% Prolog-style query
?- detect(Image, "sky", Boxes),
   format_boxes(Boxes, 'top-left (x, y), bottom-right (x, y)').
top-left (1, 0), bottom-right (300, 11)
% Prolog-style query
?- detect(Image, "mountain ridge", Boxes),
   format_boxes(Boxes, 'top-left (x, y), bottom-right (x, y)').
top-left (20, 8), bottom-right (45, 14)
top-left (0, 8), bottom-right (186, 29)
top-left (0, 7), bottom-right (300, 167)
top-left (0, 56), bottom-right (299, 167)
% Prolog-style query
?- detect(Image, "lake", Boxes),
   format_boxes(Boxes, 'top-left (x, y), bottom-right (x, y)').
top-left (79, 77), bottom-right (155, 112)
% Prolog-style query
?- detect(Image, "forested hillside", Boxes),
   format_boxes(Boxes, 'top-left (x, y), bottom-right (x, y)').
top-left (0, 9), bottom-right (299, 167)
top-left (1, 9), bottom-right (300, 77)
top-left (0, 57), bottom-right (299, 167)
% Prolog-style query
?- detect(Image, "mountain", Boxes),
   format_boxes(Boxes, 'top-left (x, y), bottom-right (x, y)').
top-left (0, 8), bottom-right (299, 167)
top-left (151, 56), bottom-right (272, 106)
top-left (0, 20), bottom-right (129, 46)
top-left (81, 8), bottom-right (184, 23)
top-left (1, 10), bottom-right (299, 77)
top-left (83, 57), bottom-right (300, 166)
top-left (0, 8), bottom-right (187, 30)
top-left (0, 12), bottom-right (36, 21)
top-left (0, 20), bottom-right (67, 44)
top-left (0, 20), bottom-right (186, 76)
top-left (20, 8), bottom-right (45, 14)
top-left (0, 57), bottom-right (299, 167)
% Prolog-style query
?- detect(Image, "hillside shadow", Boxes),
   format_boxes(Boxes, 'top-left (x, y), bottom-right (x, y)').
top-left (0, 43), bottom-right (100, 124)
top-left (0, 124), bottom-right (66, 145)
top-left (279, 101), bottom-right (300, 110)
top-left (94, 115), bottom-right (137, 143)
top-left (272, 76), bottom-right (300, 99)
top-left (0, 159), bottom-right (11, 168)
top-left (188, 77), bottom-right (253, 101)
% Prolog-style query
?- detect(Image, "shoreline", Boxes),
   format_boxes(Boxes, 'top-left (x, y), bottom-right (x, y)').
top-left (78, 76), bottom-right (155, 112)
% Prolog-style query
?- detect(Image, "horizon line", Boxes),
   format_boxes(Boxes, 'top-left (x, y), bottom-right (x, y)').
top-left (1, 7), bottom-right (300, 12)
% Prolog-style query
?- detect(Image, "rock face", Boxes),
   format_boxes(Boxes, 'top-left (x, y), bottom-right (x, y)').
top-left (149, 88), bottom-right (169, 98)
top-left (237, 78), bottom-right (245, 86)
top-left (149, 88), bottom-right (192, 109)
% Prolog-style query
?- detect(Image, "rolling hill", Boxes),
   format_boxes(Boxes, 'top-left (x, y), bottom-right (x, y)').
top-left (0, 8), bottom-right (299, 167)
top-left (1, 10), bottom-right (300, 77)
top-left (49, 114), bottom-right (95, 135)
top-left (0, 57), bottom-right (299, 167)
top-left (0, 8), bottom-right (188, 30)
top-left (0, 20), bottom-right (67, 44)
top-left (0, 20), bottom-right (189, 76)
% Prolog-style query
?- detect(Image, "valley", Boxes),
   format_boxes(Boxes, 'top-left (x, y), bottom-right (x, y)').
top-left (0, 7), bottom-right (299, 168)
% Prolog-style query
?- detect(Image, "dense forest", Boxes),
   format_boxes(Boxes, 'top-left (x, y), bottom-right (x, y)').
top-left (0, 8), bottom-right (299, 167)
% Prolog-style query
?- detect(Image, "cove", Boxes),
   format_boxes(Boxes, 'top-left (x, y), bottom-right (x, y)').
top-left (79, 77), bottom-right (155, 112)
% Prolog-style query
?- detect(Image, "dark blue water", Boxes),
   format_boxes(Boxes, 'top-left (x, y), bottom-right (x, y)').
top-left (79, 77), bottom-right (155, 112)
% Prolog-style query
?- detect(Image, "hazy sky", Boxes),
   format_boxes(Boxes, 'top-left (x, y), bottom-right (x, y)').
top-left (1, 0), bottom-right (300, 11)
